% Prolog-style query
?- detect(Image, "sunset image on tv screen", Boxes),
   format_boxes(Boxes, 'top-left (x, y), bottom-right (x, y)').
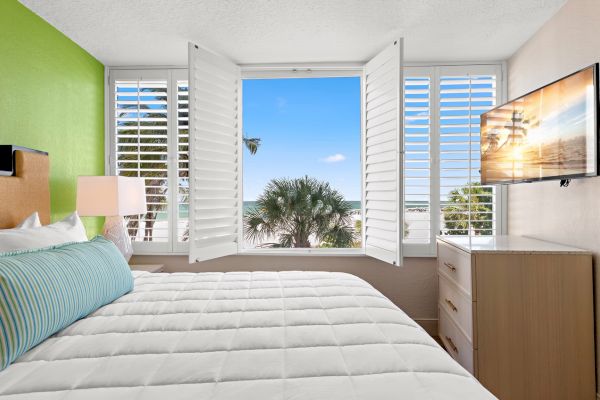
top-left (481, 66), bottom-right (597, 184)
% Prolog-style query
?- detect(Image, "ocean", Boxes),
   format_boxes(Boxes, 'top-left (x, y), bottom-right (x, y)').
top-left (162, 200), bottom-right (429, 220)
top-left (243, 200), bottom-right (361, 211)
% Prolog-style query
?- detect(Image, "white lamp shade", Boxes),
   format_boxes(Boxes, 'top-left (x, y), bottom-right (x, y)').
top-left (77, 176), bottom-right (147, 217)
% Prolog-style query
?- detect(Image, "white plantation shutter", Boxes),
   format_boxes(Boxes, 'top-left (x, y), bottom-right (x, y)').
top-left (188, 43), bottom-right (241, 262)
top-left (403, 68), bottom-right (433, 247)
top-left (438, 66), bottom-right (498, 237)
top-left (363, 39), bottom-right (403, 266)
top-left (112, 72), bottom-right (170, 252)
top-left (401, 65), bottom-right (502, 256)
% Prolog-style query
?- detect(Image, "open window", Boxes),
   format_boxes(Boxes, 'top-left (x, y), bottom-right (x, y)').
top-left (188, 40), bottom-right (404, 266)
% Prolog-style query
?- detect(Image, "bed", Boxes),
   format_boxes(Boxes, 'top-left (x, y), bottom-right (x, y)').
top-left (0, 150), bottom-right (496, 399)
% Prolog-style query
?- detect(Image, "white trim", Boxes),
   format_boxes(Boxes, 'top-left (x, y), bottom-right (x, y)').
top-left (241, 62), bottom-right (363, 71)
top-left (239, 68), bottom-right (365, 254)
top-left (239, 248), bottom-right (364, 256)
top-left (405, 61), bottom-right (506, 68)
top-left (171, 69), bottom-right (191, 253)
top-left (167, 69), bottom-right (177, 251)
top-left (431, 66), bottom-right (442, 250)
top-left (237, 68), bottom-right (245, 251)
top-left (360, 66), bottom-right (367, 253)
top-left (498, 61), bottom-right (509, 235)
top-left (241, 66), bottom-right (363, 79)
top-left (398, 39), bottom-right (405, 266)
top-left (187, 47), bottom-right (196, 262)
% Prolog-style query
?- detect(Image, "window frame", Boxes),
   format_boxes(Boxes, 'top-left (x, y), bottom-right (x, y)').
top-left (106, 62), bottom-right (507, 258)
top-left (402, 62), bottom-right (508, 257)
top-left (106, 67), bottom-right (189, 255)
top-left (238, 65), bottom-right (366, 256)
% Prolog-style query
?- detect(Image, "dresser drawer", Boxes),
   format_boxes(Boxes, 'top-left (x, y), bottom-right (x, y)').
top-left (437, 241), bottom-right (472, 297)
top-left (439, 306), bottom-right (474, 375)
top-left (439, 273), bottom-right (473, 342)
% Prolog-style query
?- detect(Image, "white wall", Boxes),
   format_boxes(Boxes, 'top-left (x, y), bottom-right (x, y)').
top-left (506, 0), bottom-right (600, 389)
top-left (131, 255), bottom-right (439, 334)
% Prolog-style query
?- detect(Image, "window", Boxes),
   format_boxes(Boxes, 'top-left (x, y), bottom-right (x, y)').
top-left (109, 47), bottom-right (501, 261)
top-left (108, 69), bottom-right (189, 254)
top-left (241, 77), bottom-right (362, 250)
top-left (188, 42), bottom-right (403, 265)
top-left (403, 65), bottom-right (504, 256)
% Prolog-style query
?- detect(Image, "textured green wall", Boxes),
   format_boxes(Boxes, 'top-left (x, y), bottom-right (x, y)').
top-left (0, 0), bottom-right (104, 236)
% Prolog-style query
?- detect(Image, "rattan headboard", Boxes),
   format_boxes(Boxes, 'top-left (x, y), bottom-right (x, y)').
top-left (0, 147), bottom-right (50, 228)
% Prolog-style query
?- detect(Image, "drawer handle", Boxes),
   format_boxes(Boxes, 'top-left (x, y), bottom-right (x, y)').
top-left (445, 336), bottom-right (459, 354)
top-left (445, 298), bottom-right (458, 312)
top-left (443, 262), bottom-right (457, 272)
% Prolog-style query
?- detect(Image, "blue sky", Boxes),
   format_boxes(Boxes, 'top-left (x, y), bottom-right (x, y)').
top-left (242, 77), bottom-right (361, 201)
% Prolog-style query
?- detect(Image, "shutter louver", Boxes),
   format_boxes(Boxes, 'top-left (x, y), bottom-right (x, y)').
top-left (188, 43), bottom-right (241, 262)
top-left (363, 39), bottom-right (403, 266)
top-left (439, 71), bottom-right (497, 237)
top-left (404, 74), bottom-right (432, 244)
top-left (114, 79), bottom-right (169, 244)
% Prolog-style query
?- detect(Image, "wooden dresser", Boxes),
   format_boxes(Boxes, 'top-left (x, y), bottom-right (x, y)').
top-left (436, 235), bottom-right (595, 400)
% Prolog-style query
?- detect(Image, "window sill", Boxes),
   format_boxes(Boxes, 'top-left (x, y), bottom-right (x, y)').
top-left (238, 248), bottom-right (365, 257)
top-left (132, 250), bottom-right (189, 256)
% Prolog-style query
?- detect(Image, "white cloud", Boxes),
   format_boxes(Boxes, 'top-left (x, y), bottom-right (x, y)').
top-left (321, 153), bottom-right (346, 163)
top-left (275, 96), bottom-right (287, 111)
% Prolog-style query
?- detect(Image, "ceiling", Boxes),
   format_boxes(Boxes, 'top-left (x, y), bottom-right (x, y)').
top-left (19, 0), bottom-right (566, 66)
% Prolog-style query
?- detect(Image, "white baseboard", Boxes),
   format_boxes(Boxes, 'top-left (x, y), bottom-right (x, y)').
top-left (415, 318), bottom-right (438, 337)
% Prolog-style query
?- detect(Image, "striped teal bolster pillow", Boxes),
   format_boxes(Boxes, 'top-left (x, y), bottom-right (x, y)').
top-left (0, 236), bottom-right (133, 370)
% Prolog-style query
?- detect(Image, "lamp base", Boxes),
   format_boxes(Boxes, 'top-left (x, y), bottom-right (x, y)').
top-left (103, 216), bottom-right (133, 262)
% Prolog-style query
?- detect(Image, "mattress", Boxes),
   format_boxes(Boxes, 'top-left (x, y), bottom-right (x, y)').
top-left (0, 271), bottom-right (496, 399)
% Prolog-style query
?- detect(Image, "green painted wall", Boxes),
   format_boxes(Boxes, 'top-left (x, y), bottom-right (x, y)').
top-left (0, 0), bottom-right (105, 236)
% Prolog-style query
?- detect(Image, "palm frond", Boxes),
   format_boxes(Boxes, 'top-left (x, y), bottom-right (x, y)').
top-left (243, 137), bottom-right (261, 155)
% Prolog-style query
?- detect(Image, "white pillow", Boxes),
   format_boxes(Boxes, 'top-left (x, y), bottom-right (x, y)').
top-left (14, 212), bottom-right (42, 229)
top-left (0, 212), bottom-right (89, 252)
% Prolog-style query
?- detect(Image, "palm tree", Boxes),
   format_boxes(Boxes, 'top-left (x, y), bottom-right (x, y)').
top-left (442, 182), bottom-right (493, 235)
top-left (244, 176), bottom-right (356, 248)
top-left (117, 86), bottom-right (169, 242)
top-left (243, 137), bottom-right (261, 155)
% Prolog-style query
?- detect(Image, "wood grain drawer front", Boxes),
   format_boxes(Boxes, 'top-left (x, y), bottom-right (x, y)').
top-left (438, 273), bottom-right (473, 342)
top-left (437, 241), bottom-right (472, 297)
top-left (439, 306), bottom-right (474, 374)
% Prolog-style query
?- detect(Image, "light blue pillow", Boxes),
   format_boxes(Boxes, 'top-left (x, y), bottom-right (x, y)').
top-left (0, 236), bottom-right (133, 370)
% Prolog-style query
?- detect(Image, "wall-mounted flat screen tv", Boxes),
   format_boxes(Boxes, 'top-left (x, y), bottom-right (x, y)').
top-left (481, 64), bottom-right (598, 184)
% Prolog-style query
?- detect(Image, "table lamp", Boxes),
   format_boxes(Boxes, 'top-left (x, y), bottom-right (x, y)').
top-left (76, 176), bottom-right (146, 261)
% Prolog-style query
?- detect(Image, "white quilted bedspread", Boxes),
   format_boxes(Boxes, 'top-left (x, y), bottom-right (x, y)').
top-left (0, 271), bottom-right (495, 399)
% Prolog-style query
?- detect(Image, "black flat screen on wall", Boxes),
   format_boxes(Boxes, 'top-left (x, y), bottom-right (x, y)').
top-left (481, 64), bottom-right (599, 184)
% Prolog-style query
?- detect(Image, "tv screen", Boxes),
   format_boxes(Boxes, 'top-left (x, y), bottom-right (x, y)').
top-left (481, 64), bottom-right (598, 184)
